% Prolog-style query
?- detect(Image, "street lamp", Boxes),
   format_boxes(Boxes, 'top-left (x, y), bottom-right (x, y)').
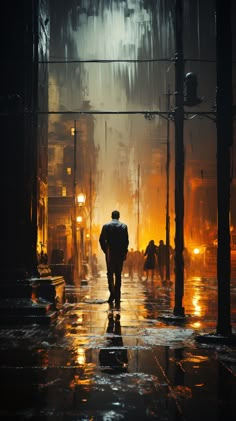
top-left (165, 87), bottom-right (171, 282)
top-left (71, 121), bottom-right (79, 284)
top-left (71, 119), bottom-right (87, 284)
top-left (76, 193), bottom-right (86, 279)
top-left (77, 193), bottom-right (86, 206)
top-left (173, 0), bottom-right (185, 317)
top-left (76, 215), bottom-right (83, 224)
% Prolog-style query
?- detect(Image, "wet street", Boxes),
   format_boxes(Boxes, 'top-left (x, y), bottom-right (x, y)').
top-left (0, 271), bottom-right (236, 420)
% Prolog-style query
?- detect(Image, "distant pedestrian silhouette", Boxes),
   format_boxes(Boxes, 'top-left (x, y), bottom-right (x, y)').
top-left (123, 248), bottom-right (135, 279)
top-left (143, 240), bottom-right (158, 280)
top-left (157, 240), bottom-right (167, 281)
top-left (99, 210), bottom-right (129, 308)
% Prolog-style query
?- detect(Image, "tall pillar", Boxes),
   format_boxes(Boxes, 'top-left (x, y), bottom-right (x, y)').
top-left (216, 0), bottom-right (232, 336)
top-left (1, 1), bottom-right (39, 282)
top-left (174, 0), bottom-right (185, 316)
top-left (0, 2), bottom-right (65, 324)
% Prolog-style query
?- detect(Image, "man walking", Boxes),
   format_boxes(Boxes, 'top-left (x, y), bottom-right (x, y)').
top-left (99, 210), bottom-right (129, 308)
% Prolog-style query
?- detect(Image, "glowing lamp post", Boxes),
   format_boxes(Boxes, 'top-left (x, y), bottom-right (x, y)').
top-left (71, 121), bottom-right (79, 283)
top-left (76, 193), bottom-right (86, 278)
top-left (71, 117), bottom-right (86, 283)
top-left (76, 215), bottom-right (83, 224)
top-left (77, 193), bottom-right (86, 206)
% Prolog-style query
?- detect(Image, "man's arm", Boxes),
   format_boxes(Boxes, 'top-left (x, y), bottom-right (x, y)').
top-left (99, 225), bottom-right (107, 254)
top-left (122, 225), bottom-right (129, 259)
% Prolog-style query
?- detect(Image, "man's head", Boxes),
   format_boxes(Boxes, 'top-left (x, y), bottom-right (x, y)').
top-left (111, 210), bottom-right (120, 220)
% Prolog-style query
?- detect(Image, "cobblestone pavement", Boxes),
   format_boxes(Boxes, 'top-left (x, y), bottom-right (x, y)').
top-left (0, 272), bottom-right (236, 420)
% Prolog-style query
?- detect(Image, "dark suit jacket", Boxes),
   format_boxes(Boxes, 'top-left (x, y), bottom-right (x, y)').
top-left (99, 219), bottom-right (129, 261)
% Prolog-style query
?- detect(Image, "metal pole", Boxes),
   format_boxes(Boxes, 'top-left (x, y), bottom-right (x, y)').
top-left (165, 87), bottom-right (171, 281)
top-left (137, 164), bottom-right (140, 251)
top-left (89, 170), bottom-right (92, 269)
top-left (216, 0), bottom-right (232, 336)
top-left (174, 0), bottom-right (185, 316)
top-left (73, 120), bottom-right (79, 283)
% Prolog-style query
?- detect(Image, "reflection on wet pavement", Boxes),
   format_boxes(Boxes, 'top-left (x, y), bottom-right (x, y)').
top-left (0, 272), bottom-right (236, 419)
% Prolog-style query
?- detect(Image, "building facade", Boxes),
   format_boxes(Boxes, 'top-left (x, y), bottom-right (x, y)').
top-left (0, 0), bottom-right (49, 280)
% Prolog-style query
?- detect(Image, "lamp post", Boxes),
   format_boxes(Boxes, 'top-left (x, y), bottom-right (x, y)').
top-left (77, 193), bottom-right (86, 279)
top-left (71, 119), bottom-right (87, 283)
top-left (216, 0), bottom-right (232, 337)
top-left (71, 121), bottom-right (79, 284)
top-left (165, 87), bottom-right (171, 282)
top-left (77, 193), bottom-right (86, 206)
top-left (174, 0), bottom-right (185, 316)
top-left (137, 163), bottom-right (140, 251)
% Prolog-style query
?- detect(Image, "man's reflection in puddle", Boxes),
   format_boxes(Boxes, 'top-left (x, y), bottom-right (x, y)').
top-left (99, 312), bottom-right (128, 373)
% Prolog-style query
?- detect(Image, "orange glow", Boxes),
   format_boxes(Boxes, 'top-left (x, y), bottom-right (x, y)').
top-left (192, 293), bottom-right (202, 317)
top-left (77, 347), bottom-right (86, 365)
top-left (77, 193), bottom-right (86, 205)
top-left (191, 321), bottom-right (202, 329)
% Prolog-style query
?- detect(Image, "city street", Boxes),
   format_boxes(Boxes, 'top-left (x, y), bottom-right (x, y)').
top-left (0, 270), bottom-right (236, 420)
top-left (1, 2), bottom-right (236, 420)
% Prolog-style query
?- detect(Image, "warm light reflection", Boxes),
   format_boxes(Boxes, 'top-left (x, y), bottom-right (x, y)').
top-left (74, 313), bottom-right (83, 324)
top-left (191, 321), bottom-right (202, 329)
top-left (76, 215), bottom-right (83, 223)
top-left (77, 347), bottom-right (86, 365)
top-left (70, 375), bottom-right (92, 390)
top-left (193, 248), bottom-right (200, 255)
top-left (192, 293), bottom-right (202, 317)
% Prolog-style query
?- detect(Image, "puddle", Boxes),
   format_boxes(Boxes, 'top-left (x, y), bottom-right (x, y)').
top-left (141, 327), bottom-right (195, 348)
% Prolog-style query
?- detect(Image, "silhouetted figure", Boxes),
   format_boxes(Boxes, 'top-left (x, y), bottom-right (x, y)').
top-left (99, 313), bottom-right (128, 373)
top-left (143, 240), bottom-right (158, 280)
top-left (137, 250), bottom-right (145, 280)
top-left (157, 240), bottom-right (167, 281)
top-left (124, 248), bottom-right (135, 279)
top-left (99, 210), bottom-right (129, 308)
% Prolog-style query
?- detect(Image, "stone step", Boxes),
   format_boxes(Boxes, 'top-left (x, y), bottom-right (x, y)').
top-left (0, 299), bottom-right (58, 325)
top-left (0, 311), bottom-right (58, 326)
